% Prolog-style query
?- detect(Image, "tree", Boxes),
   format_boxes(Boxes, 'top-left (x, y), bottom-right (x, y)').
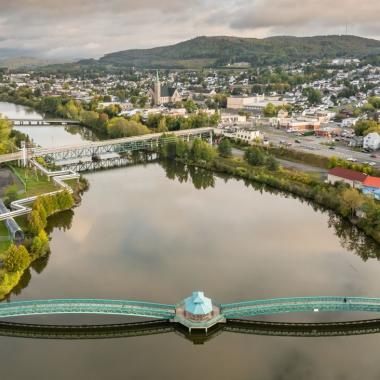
top-left (191, 138), bottom-right (203, 161)
top-left (340, 188), bottom-right (364, 218)
top-left (56, 191), bottom-right (74, 210)
top-left (303, 88), bottom-right (322, 105)
top-left (39, 96), bottom-right (62, 114)
top-left (244, 147), bottom-right (266, 166)
top-left (354, 120), bottom-right (379, 136)
top-left (184, 100), bottom-right (198, 114)
top-left (190, 138), bottom-right (216, 162)
top-left (28, 209), bottom-right (45, 235)
top-left (31, 230), bottom-right (49, 257)
top-left (157, 117), bottom-right (168, 132)
top-left (3, 245), bottom-right (30, 273)
top-left (175, 139), bottom-right (189, 159)
top-left (107, 118), bottom-right (150, 138)
top-left (266, 155), bottom-right (279, 171)
top-left (263, 103), bottom-right (277, 117)
top-left (0, 117), bottom-right (11, 153)
top-left (4, 184), bottom-right (18, 205)
top-left (138, 96), bottom-right (149, 108)
top-left (80, 110), bottom-right (99, 128)
top-left (368, 96), bottom-right (380, 109)
top-left (218, 138), bottom-right (232, 157)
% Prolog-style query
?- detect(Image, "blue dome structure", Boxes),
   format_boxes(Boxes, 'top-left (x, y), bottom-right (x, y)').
top-left (184, 292), bottom-right (213, 321)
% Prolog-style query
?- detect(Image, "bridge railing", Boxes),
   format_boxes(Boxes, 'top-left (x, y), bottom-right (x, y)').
top-left (221, 297), bottom-right (380, 318)
top-left (0, 298), bottom-right (175, 310)
top-left (0, 299), bottom-right (176, 319)
top-left (221, 296), bottom-right (380, 310)
top-left (32, 127), bottom-right (213, 157)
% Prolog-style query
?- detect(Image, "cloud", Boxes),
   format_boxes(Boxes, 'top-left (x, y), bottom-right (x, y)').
top-left (228, 0), bottom-right (380, 36)
top-left (0, 0), bottom-right (378, 59)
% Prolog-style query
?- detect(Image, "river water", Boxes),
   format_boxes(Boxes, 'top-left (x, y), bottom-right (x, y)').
top-left (1, 102), bottom-right (380, 380)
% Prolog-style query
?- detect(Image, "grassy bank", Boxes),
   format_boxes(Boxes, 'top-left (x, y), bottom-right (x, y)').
top-left (0, 177), bottom-right (88, 300)
top-left (9, 165), bottom-right (58, 198)
top-left (0, 222), bottom-right (10, 252)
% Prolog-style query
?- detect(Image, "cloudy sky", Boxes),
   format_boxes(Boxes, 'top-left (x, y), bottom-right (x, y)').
top-left (0, 0), bottom-right (379, 59)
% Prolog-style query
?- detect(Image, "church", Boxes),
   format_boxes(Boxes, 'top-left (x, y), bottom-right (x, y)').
top-left (150, 71), bottom-right (182, 106)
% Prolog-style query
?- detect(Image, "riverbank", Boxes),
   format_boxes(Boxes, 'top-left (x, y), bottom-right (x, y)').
top-left (0, 176), bottom-right (88, 300)
top-left (160, 137), bottom-right (380, 245)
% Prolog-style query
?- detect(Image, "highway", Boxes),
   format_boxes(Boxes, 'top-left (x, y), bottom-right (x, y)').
top-left (257, 127), bottom-right (380, 168)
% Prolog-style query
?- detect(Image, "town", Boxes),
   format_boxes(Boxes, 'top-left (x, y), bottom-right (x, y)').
top-left (1, 0), bottom-right (380, 375)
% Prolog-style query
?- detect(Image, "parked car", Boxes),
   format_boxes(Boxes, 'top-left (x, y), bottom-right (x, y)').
top-left (369, 162), bottom-right (376, 167)
top-left (295, 139), bottom-right (301, 144)
top-left (329, 146), bottom-right (335, 150)
top-left (370, 154), bottom-right (378, 158)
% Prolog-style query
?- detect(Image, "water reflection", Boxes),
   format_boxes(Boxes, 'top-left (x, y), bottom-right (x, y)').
top-left (161, 161), bottom-right (380, 262)
top-left (2, 318), bottom-right (380, 342)
top-left (161, 160), bottom-right (215, 189)
top-left (64, 125), bottom-right (99, 142)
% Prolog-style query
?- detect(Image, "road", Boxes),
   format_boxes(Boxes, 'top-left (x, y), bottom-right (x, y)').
top-left (254, 126), bottom-right (380, 168)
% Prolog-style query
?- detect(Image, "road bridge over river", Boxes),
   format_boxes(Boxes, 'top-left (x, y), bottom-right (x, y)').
top-left (0, 127), bottom-right (213, 164)
top-left (10, 118), bottom-right (80, 126)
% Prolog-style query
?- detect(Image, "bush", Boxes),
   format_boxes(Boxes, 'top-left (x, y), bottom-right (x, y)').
top-left (3, 245), bottom-right (30, 273)
top-left (244, 147), bottom-right (266, 166)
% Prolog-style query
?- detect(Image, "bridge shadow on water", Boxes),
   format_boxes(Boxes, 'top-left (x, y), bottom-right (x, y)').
top-left (2, 318), bottom-right (380, 344)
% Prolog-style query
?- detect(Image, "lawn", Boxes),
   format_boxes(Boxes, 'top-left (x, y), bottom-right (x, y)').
top-left (9, 165), bottom-right (59, 198)
top-left (0, 222), bottom-right (11, 255)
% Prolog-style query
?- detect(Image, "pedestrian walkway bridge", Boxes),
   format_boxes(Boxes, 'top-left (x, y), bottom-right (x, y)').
top-left (2, 295), bottom-right (380, 343)
top-left (2, 296), bottom-right (380, 328)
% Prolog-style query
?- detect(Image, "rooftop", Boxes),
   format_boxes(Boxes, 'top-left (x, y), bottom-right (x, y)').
top-left (363, 176), bottom-right (380, 189)
top-left (328, 167), bottom-right (368, 183)
top-left (184, 291), bottom-right (213, 316)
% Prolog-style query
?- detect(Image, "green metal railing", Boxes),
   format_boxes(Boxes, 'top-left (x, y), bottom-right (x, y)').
top-left (2, 296), bottom-right (380, 322)
top-left (221, 297), bottom-right (380, 318)
top-left (0, 299), bottom-right (176, 320)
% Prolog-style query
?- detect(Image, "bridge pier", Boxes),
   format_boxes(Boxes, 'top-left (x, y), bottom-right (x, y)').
top-left (21, 142), bottom-right (27, 167)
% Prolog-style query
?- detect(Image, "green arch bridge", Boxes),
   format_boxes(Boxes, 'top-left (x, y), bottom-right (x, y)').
top-left (2, 296), bottom-right (380, 328)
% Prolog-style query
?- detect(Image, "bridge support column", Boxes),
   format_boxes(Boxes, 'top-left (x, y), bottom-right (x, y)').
top-left (21, 141), bottom-right (27, 167)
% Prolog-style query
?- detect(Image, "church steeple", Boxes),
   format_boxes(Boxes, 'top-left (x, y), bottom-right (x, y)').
top-left (153, 69), bottom-right (161, 105)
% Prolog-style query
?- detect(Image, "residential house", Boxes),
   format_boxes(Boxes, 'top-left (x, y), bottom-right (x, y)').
top-left (363, 133), bottom-right (380, 151)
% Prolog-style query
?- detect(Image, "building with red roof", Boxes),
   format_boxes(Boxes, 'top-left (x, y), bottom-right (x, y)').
top-left (327, 167), bottom-right (368, 188)
top-left (362, 176), bottom-right (380, 200)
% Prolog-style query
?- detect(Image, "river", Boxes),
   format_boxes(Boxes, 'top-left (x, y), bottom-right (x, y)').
top-left (1, 102), bottom-right (380, 380)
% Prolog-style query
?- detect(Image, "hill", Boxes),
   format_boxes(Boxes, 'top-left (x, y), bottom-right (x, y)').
top-left (0, 57), bottom-right (74, 69)
top-left (97, 35), bottom-right (380, 69)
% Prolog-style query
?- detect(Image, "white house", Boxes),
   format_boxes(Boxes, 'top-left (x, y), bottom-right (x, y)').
top-left (221, 128), bottom-right (263, 144)
top-left (364, 132), bottom-right (380, 151)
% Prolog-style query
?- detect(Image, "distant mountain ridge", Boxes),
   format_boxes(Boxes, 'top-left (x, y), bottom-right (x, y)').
top-left (0, 56), bottom-right (74, 69)
top-left (95, 35), bottom-right (380, 68)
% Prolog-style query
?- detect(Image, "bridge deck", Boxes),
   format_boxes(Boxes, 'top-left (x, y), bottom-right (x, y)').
top-left (0, 299), bottom-right (176, 320)
top-left (221, 296), bottom-right (380, 318)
